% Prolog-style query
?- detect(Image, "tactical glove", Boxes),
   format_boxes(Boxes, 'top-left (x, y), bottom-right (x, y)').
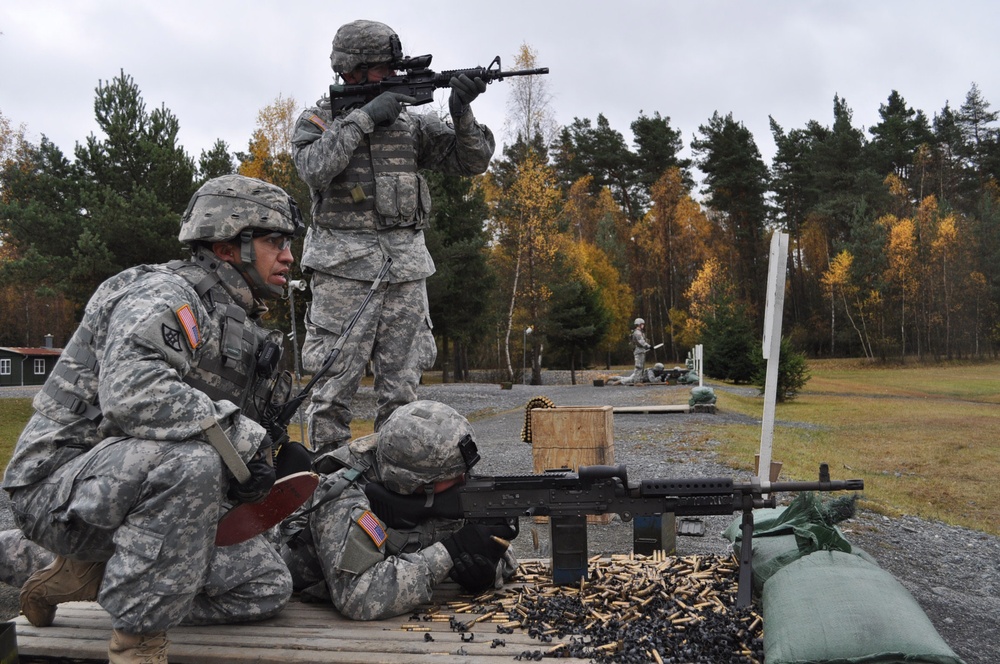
top-left (360, 91), bottom-right (416, 127)
top-left (228, 435), bottom-right (276, 504)
top-left (441, 522), bottom-right (513, 593)
top-left (274, 440), bottom-right (314, 479)
top-left (449, 74), bottom-right (487, 118)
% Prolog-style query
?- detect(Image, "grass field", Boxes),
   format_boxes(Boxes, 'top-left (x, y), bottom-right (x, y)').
top-left (695, 359), bottom-right (1000, 537)
top-left (2, 359), bottom-right (997, 536)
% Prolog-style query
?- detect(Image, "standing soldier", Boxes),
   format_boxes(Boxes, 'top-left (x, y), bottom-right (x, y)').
top-left (292, 19), bottom-right (496, 453)
top-left (631, 317), bottom-right (652, 382)
top-left (1, 175), bottom-right (303, 662)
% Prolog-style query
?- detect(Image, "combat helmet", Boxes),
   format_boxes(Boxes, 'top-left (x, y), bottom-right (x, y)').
top-left (634, 318), bottom-right (645, 326)
top-left (376, 401), bottom-right (475, 495)
top-left (330, 20), bottom-right (403, 75)
top-left (179, 174), bottom-right (305, 298)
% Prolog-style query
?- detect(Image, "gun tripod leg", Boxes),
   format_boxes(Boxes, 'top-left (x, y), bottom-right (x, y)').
top-left (736, 508), bottom-right (754, 608)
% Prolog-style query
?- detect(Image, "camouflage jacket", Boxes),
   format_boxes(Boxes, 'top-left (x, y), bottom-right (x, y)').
top-left (3, 251), bottom-right (276, 491)
top-left (632, 327), bottom-right (651, 351)
top-left (291, 102), bottom-right (495, 282)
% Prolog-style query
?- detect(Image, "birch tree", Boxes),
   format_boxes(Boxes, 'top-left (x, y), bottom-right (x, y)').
top-left (483, 149), bottom-right (560, 382)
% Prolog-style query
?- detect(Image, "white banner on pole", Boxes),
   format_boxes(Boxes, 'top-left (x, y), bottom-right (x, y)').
top-left (758, 232), bottom-right (789, 485)
top-left (695, 344), bottom-right (703, 386)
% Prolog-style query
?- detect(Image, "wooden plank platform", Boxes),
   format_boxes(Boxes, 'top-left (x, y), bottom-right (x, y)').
top-left (612, 404), bottom-right (690, 414)
top-left (12, 589), bottom-right (588, 663)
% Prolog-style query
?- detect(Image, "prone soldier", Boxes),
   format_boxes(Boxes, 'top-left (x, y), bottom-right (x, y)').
top-left (281, 400), bottom-right (517, 620)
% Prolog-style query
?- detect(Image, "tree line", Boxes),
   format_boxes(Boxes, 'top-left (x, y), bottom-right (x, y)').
top-left (3, 59), bottom-right (999, 385)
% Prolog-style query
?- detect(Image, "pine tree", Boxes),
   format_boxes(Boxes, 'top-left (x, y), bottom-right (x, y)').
top-left (691, 111), bottom-right (770, 310)
top-left (424, 171), bottom-right (494, 382)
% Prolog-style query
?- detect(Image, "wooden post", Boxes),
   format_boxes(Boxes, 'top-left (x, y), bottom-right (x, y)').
top-left (758, 232), bottom-right (789, 486)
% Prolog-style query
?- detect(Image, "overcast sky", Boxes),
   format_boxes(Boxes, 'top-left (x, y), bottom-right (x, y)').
top-left (3, 1), bottom-right (999, 183)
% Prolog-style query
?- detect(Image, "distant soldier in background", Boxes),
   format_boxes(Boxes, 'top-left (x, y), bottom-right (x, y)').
top-left (630, 318), bottom-right (652, 382)
top-left (0, 175), bottom-right (303, 663)
top-left (292, 19), bottom-right (496, 454)
top-left (281, 400), bottom-right (517, 620)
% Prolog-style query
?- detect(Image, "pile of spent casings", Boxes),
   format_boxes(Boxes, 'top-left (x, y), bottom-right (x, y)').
top-left (424, 553), bottom-right (764, 664)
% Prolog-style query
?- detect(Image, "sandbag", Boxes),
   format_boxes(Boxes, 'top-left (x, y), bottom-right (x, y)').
top-left (763, 551), bottom-right (966, 664)
top-left (688, 385), bottom-right (716, 405)
top-left (723, 493), bottom-right (873, 593)
top-left (678, 370), bottom-right (699, 385)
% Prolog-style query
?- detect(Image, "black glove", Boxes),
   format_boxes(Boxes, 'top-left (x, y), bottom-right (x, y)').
top-left (441, 522), bottom-right (513, 593)
top-left (449, 74), bottom-right (487, 118)
top-left (274, 440), bottom-right (314, 479)
top-left (228, 436), bottom-right (276, 504)
top-left (360, 91), bottom-right (416, 126)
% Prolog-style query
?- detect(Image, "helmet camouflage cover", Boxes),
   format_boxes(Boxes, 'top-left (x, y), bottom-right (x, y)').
top-left (376, 401), bottom-right (474, 495)
top-left (330, 19), bottom-right (403, 74)
top-left (178, 174), bottom-right (304, 244)
top-left (634, 318), bottom-right (645, 326)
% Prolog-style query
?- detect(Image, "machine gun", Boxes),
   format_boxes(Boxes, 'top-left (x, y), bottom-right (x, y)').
top-left (328, 54), bottom-right (549, 114)
top-left (366, 453), bottom-right (863, 607)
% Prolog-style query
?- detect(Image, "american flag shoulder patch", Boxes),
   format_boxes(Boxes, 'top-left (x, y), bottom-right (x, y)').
top-left (356, 510), bottom-right (387, 548)
top-left (306, 113), bottom-right (329, 132)
top-left (174, 304), bottom-right (202, 349)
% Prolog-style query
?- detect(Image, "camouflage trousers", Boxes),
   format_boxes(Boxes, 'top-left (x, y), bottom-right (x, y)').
top-left (631, 349), bottom-right (647, 381)
top-left (302, 273), bottom-right (436, 453)
top-left (6, 437), bottom-right (291, 633)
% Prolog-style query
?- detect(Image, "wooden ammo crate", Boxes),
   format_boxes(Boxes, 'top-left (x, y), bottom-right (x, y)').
top-left (530, 406), bottom-right (615, 525)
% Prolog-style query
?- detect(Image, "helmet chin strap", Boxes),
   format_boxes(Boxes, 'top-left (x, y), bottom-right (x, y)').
top-left (235, 230), bottom-right (284, 299)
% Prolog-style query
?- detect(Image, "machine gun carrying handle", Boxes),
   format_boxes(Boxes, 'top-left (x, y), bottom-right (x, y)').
top-left (578, 464), bottom-right (628, 486)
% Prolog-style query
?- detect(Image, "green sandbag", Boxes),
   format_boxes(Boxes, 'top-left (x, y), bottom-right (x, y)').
top-left (763, 551), bottom-right (966, 664)
top-left (723, 494), bottom-right (874, 594)
top-left (688, 385), bottom-right (715, 404)
top-left (678, 371), bottom-right (699, 385)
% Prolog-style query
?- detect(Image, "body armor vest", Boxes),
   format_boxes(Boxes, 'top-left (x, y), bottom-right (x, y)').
top-left (312, 112), bottom-right (431, 232)
top-left (165, 260), bottom-right (271, 420)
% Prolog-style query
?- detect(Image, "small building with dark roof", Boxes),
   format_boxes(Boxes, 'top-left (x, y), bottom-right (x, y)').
top-left (0, 335), bottom-right (62, 386)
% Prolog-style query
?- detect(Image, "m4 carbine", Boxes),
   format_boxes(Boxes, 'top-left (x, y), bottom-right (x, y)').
top-left (328, 54), bottom-right (549, 114)
top-left (367, 455), bottom-right (863, 608)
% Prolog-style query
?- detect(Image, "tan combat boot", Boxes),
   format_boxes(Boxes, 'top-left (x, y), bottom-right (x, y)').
top-left (19, 555), bottom-right (106, 627)
top-left (108, 629), bottom-right (169, 664)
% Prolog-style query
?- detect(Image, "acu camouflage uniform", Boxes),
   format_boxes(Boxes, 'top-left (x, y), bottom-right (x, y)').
top-left (281, 401), bottom-right (516, 620)
top-left (2, 235), bottom-right (292, 634)
top-left (292, 60), bottom-right (496, 452)
top-left (631, 324), bottom-right (652, 382)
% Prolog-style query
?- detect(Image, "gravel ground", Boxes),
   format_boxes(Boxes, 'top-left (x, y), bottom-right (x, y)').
top-left (1, 376), bottom-right (996, 663)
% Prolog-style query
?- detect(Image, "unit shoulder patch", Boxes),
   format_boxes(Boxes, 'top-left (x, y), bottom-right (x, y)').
top-left (161, 323), bottom-right (182, 352)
